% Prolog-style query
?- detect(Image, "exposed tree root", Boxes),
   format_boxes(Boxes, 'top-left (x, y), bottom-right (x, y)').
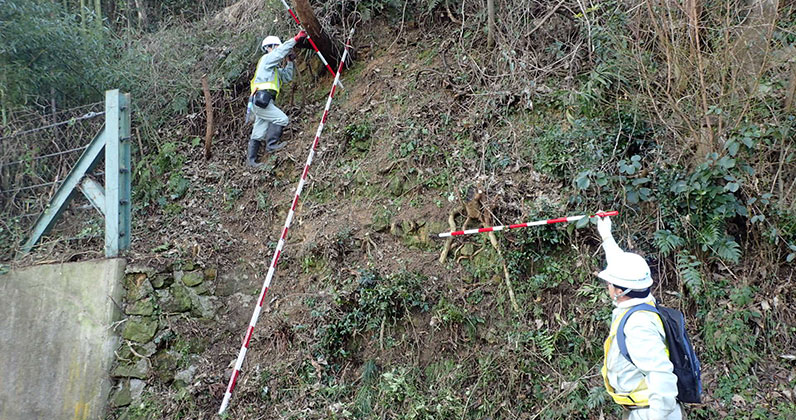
top-left (439, 212), bottom-right (457, 264)
top-left (483, 209), bottom-right (520, 314)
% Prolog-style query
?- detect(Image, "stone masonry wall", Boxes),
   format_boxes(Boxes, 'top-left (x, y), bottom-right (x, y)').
top-left (107, 262), bottom-right (219, 410)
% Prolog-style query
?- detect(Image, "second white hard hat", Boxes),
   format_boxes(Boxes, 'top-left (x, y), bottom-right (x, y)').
top-left (598, 252), bottom-right (653, 289)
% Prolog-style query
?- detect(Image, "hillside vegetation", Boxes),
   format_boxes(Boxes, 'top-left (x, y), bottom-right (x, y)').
top-left (2, 0), bottom-right (796, 419)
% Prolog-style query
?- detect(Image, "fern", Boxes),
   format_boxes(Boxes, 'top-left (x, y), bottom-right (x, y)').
top-left (534, 330), bottom-right (556, 360)
top-left (576, 281), bottom-right (606, 305)
top-left (425, 0), bottom-right (442, 14)
top-left (714, 235), bottom-right (741, 263)
top-left (698, 223), bottom-right (720, 249)
top-left (676, 251), bottom-right (702, 294)
top-left (653, 229), bottom-right (684, 256)
top-left (361, 359), bottom-right (379, 384)
top-left (586, 386), bottom-right (608, 409)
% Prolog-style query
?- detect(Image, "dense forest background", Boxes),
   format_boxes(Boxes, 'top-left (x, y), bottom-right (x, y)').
top-left (2, 0), bottom-right (795, 419)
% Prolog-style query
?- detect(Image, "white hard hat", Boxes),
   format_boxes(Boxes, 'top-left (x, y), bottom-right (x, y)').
top-left (261, 36), bottom-right (282, 52)
top-left (598, 252), bottom-right (653, 289)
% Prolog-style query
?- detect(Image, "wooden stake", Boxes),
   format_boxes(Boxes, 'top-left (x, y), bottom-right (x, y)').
top-left (201, 75), bottom-right (213, 160)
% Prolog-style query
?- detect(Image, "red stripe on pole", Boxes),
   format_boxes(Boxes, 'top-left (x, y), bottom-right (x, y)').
top-left (307, 37), bottom-right (321, 53)
top-left (229, 370), bottom-right (240, 392)
top-left (258, 286), bottom-right (269, 306)
top-left (313, 136), bottom-right (320, 149)
top-left (546, 217), bottom-right (568, 224)
top-left (330, 85), bottom-right (337, 97)
top-left (302, 165), bottom-right (310, 179)
top-left (281, 227), bottom-right (289, 240)
top-left (323, 63), bottom-right (336, 77)
top-left (273, 250), bottom-right (281, 267)
top-left (243, 326), bottom-right (254, 348)
top-left (321, 110), bottom-right (329, 124)
top-left (288, 9), bottom-right (299, 23)
top-left (291, 196), bottom-right (299, 211)
top-left (434, 211), bottom-right (619, 238)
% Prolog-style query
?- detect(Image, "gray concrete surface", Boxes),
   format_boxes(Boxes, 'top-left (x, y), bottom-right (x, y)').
top-left (0, 259), bottom-right (125, 420)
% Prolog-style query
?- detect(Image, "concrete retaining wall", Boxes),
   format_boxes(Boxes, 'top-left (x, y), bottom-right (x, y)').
top-left (0, 259), bottom-right (125, 420)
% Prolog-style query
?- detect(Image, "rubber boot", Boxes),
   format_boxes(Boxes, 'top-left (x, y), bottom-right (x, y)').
top-left (247, 138), bottom-right (263, 167)
top-left (265, 124), bottom-right (286, 153)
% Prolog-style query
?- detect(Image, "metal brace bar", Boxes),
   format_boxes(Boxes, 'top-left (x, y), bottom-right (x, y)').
top-left (21, 128), bottom-right (106, 253)
top-left (78, 177), bottom-right (106, 217)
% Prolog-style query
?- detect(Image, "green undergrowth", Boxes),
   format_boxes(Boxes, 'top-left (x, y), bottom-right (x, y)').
top-left (229, 257), bottom-right (626, 419)
top-left (108, 2), bottom-right (796, 419)
top-left (235, 243), bottom-right (794, 419)
top-left (314, 270), bottom-right (430, 363)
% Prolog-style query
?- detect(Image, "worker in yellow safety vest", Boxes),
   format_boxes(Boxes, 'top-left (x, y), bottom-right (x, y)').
top-left (595, 215), bottom-right (683, 420)
top-left (246, 30), bottom-right (307, 167)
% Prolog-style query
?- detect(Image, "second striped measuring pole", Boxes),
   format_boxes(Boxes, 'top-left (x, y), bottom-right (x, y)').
top-left (218, 28), bottom-right (355, 416)
top-left (437, 211), bottom-right (619, 238)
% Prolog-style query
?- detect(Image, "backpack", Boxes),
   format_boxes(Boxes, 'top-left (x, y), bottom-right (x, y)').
top-left (616, 303), bottom-right (703, 403)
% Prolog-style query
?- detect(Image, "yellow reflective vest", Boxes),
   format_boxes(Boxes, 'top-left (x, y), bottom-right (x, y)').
top-left (250, 55), bottom-right (281, 97)
top-left (601, 303), bottom-right (668, 407)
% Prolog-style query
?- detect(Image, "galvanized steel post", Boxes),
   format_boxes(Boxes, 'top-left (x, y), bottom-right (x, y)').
top-left (103, 90), bottom-right (132, 256)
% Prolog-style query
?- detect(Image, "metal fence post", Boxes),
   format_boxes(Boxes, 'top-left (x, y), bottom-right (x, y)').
top-left (104, 90), bottom-right (131, 257)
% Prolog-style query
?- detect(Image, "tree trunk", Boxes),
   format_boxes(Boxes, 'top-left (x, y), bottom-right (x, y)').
top-left (292, 0), bottom-right (341, 72)
top-left (133, 0), bottom-right (148, 32)
top-left (79, 0), bottom-right (86, 29)
top-left (785, 62), bottom-right (796, 114)
top-left (732, 0), bottom-right (779, 89)
top-left (50, 86), bottom-right (56, 122)
top-left (93, 0), bottom-right (101, 31)
top-left (487, 0), bottom-right (495, 48)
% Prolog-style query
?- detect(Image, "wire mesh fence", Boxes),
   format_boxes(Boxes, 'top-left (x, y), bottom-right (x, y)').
top-left (1, 102), bottom-right (106, 261)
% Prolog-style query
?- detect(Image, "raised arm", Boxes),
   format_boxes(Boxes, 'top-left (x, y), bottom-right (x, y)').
top-left (596, 215), bottom-right (623, 264)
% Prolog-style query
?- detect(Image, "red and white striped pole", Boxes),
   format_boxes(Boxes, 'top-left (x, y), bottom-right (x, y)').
top-left (436, 211), bottom-right (619, 238)
top-left (218, 28), bottom-right (355, 416)
top-left (279, 0), bottom-right (344, 88)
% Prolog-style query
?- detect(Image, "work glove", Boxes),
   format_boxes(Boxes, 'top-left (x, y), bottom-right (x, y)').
top-left (596, 212), bottom-right (612, 240)
top-left (287, 51), bottom-right (297, 61)
top-left (294, 30), bottom-right (307, 42)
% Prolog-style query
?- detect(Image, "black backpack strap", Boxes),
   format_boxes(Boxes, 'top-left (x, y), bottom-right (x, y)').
top-left (616, 303), bottom-right (659, 365)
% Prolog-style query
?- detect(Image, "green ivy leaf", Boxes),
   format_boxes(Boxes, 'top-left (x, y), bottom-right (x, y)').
top-left (726, 140), bottom-right (740, 156)
top-left (717, 156), bottom-right (736, 170)
top-left (671, 180), bottom-right (688, 194)
top-left (575, 171), bottom-right (591, 190)
top-left (627, 189), bottom-right (639, 204)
